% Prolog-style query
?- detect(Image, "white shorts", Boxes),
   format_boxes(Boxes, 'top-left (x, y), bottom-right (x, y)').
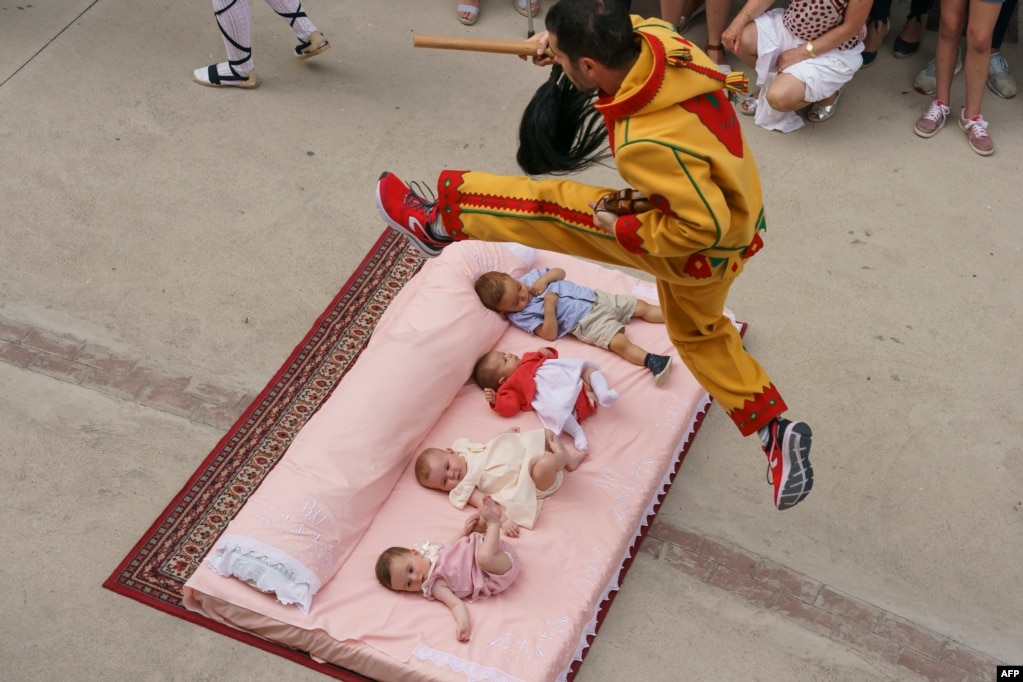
top-left (753, 9), bottom-right (864, 132)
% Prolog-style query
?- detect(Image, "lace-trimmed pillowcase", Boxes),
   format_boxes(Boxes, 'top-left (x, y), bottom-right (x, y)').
top-left (204, 241), bottom-right (536, 613)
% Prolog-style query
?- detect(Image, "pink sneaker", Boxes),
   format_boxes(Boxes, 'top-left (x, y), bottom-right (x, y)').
top-left (913, 99), bottom-right (949, 138)
top-left (959, 110), bottom-right (994, 156)
top-left (375, 172), bottom-right (446, 257)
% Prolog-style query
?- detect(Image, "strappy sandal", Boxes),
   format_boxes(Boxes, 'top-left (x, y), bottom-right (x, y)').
top-left (192, 64), bottom-right (260, 89)
top-left (295, 31), bottom-right (330, 60)
top-left (513, 0), bottom-right (540, 18)
top-left (705, 43), bottom-right (729, 73)
top-left (457, 1), bottom-right (480, 25)
top-left (807, 87), bottom-right (844, 122)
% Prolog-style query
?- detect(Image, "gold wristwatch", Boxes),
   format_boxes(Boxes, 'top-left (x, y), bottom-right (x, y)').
top-left (806, 42), bottom-right (817, 58)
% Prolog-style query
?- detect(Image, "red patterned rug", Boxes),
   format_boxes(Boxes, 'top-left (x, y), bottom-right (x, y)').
top-left (104, 230), bottom-right (719, 681)
top-left (104, 230), bottom-right (424, 681)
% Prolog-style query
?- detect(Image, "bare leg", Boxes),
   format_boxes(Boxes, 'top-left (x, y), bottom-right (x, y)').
top-left (544, 427), bottom-right (585, 474)
top-left (936, 0), bottom-right (968, 106)
top-left (476, 496), bottom-right (512, 575)
top-left (660, 0), bottom-right (684, 24)
top-left (704, 0), bottom-right (731, 67)
top-left (608, 330), bottom-right (649, 366)
top-left (533, 429), bottom-right (586, 484)
top-left (727, 21), bottom-right (760, 68)
top-left (632, 300), bottom-right (665, 323)
top-left (661, 0), bottom-right (705, 32)
top-left (530, 429), bottom-right (566, 490)
top-left (962, 1), bottom-right (999, 119)
top-left (765, 73), bottom-right (813, 112)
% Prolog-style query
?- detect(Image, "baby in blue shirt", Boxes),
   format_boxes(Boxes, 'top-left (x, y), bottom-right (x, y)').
top-left (474, 268), bottom-right (672, 385)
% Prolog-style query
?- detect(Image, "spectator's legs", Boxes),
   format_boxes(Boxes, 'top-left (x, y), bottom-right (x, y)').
top-left (962, 0), bottom-right (1000, 119)
top-left (661, 0), bottom-right (705, 33)
top-left (987, 0), bottom-right (1017, 98)
top-left (863, 0), bottom-right (893, 65)
top-left (212, 0), bottom-right (255, 78)
top-left (704, 0), bottom-right (732, 68)
top-left (990, 0), bottom-right (1016, 47)
top-left (728, 17), bottom-right (759, 68)
top-left (765, 74), bottom-right (814, 112)
top-left (895, 0), bottom-right (934, 56)
top-left (935, 0), bottom-right (968, 105)
top-left (264, 0), bottom-right (319, 42)
top-left (192, 0), bottom-right (261, 88)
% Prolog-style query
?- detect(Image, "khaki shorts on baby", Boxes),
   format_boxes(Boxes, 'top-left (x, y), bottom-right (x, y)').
top-left (570, 290), bottom-right (638, 349)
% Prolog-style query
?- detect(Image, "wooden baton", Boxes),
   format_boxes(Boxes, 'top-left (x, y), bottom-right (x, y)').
top-left (413, 34), bottom-right (537, 56)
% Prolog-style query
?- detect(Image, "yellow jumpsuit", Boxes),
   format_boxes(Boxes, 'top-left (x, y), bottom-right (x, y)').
top-left (434, 18), bottom-right (785, 437)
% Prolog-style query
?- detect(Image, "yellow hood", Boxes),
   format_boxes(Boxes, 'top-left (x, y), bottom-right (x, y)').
top-left (596, 17), bottom-right (746, 121)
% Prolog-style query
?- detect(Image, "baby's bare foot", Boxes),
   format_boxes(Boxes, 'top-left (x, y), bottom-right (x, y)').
top-left (480, 495), bottom-right (503, 525)
top-left (566, 445), bottom-right (588, 471)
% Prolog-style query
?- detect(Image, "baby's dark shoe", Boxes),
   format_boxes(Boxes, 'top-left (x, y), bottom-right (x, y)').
top-left (645, 353), bottom-right (672, 386)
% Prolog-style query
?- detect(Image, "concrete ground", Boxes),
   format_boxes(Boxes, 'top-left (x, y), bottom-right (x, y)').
top-left (1, 1), bottom-right (1020, 681)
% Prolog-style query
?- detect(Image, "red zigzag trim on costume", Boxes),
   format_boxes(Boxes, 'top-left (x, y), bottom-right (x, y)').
top-left (729, 382), bottom-right (788, 436)
top-left (437, 170), bottom-right (604, 237)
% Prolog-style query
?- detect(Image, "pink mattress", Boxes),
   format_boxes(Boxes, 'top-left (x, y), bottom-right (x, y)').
top-left (183, 242), bottom-right (722, 682)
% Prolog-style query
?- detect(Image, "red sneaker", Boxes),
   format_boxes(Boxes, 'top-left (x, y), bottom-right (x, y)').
top-left (760, 417), bottom-right (814, 510)
top-left (375, 172), bottom-right (446, 257)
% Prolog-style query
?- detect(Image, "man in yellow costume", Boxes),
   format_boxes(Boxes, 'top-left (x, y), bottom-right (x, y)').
top-left (375, 0), bottom-right (814, 511)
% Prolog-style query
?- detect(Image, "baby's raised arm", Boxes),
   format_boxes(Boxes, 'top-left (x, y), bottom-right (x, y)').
top-left (457, 512), bottom-right (485, 539)
top-left (430, 579), bottom-right (471, 642)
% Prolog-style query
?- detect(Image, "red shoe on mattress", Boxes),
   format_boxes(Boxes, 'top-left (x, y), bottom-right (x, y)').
top-left (760, 417), bottom-right (813, 511)
top-left (375, 172), bottom-right (448, 258)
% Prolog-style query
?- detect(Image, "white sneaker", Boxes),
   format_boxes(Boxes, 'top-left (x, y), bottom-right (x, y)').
top-left (987, 52), bottom-right (1017, 99)
top-left (914, 47), bottom-right (963, 96)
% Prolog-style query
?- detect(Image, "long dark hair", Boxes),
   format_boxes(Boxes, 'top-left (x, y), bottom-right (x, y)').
top-left (516, 0), bottom-right (637, 176)
top-left (517, 66), bottom-right (610, 175)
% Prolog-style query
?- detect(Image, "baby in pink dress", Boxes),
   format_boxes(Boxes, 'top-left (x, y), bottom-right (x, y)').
top-left (375, 496), bottom-right (519, 642)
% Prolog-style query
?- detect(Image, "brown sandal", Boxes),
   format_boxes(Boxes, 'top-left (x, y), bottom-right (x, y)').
top-left (705, 43), bottom-right (729, 72)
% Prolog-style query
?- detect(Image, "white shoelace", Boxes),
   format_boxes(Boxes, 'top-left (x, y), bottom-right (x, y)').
top-left (923, 101), bottom-right (949, 124)
top-left (963, 115), bottom-right (990, 139)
